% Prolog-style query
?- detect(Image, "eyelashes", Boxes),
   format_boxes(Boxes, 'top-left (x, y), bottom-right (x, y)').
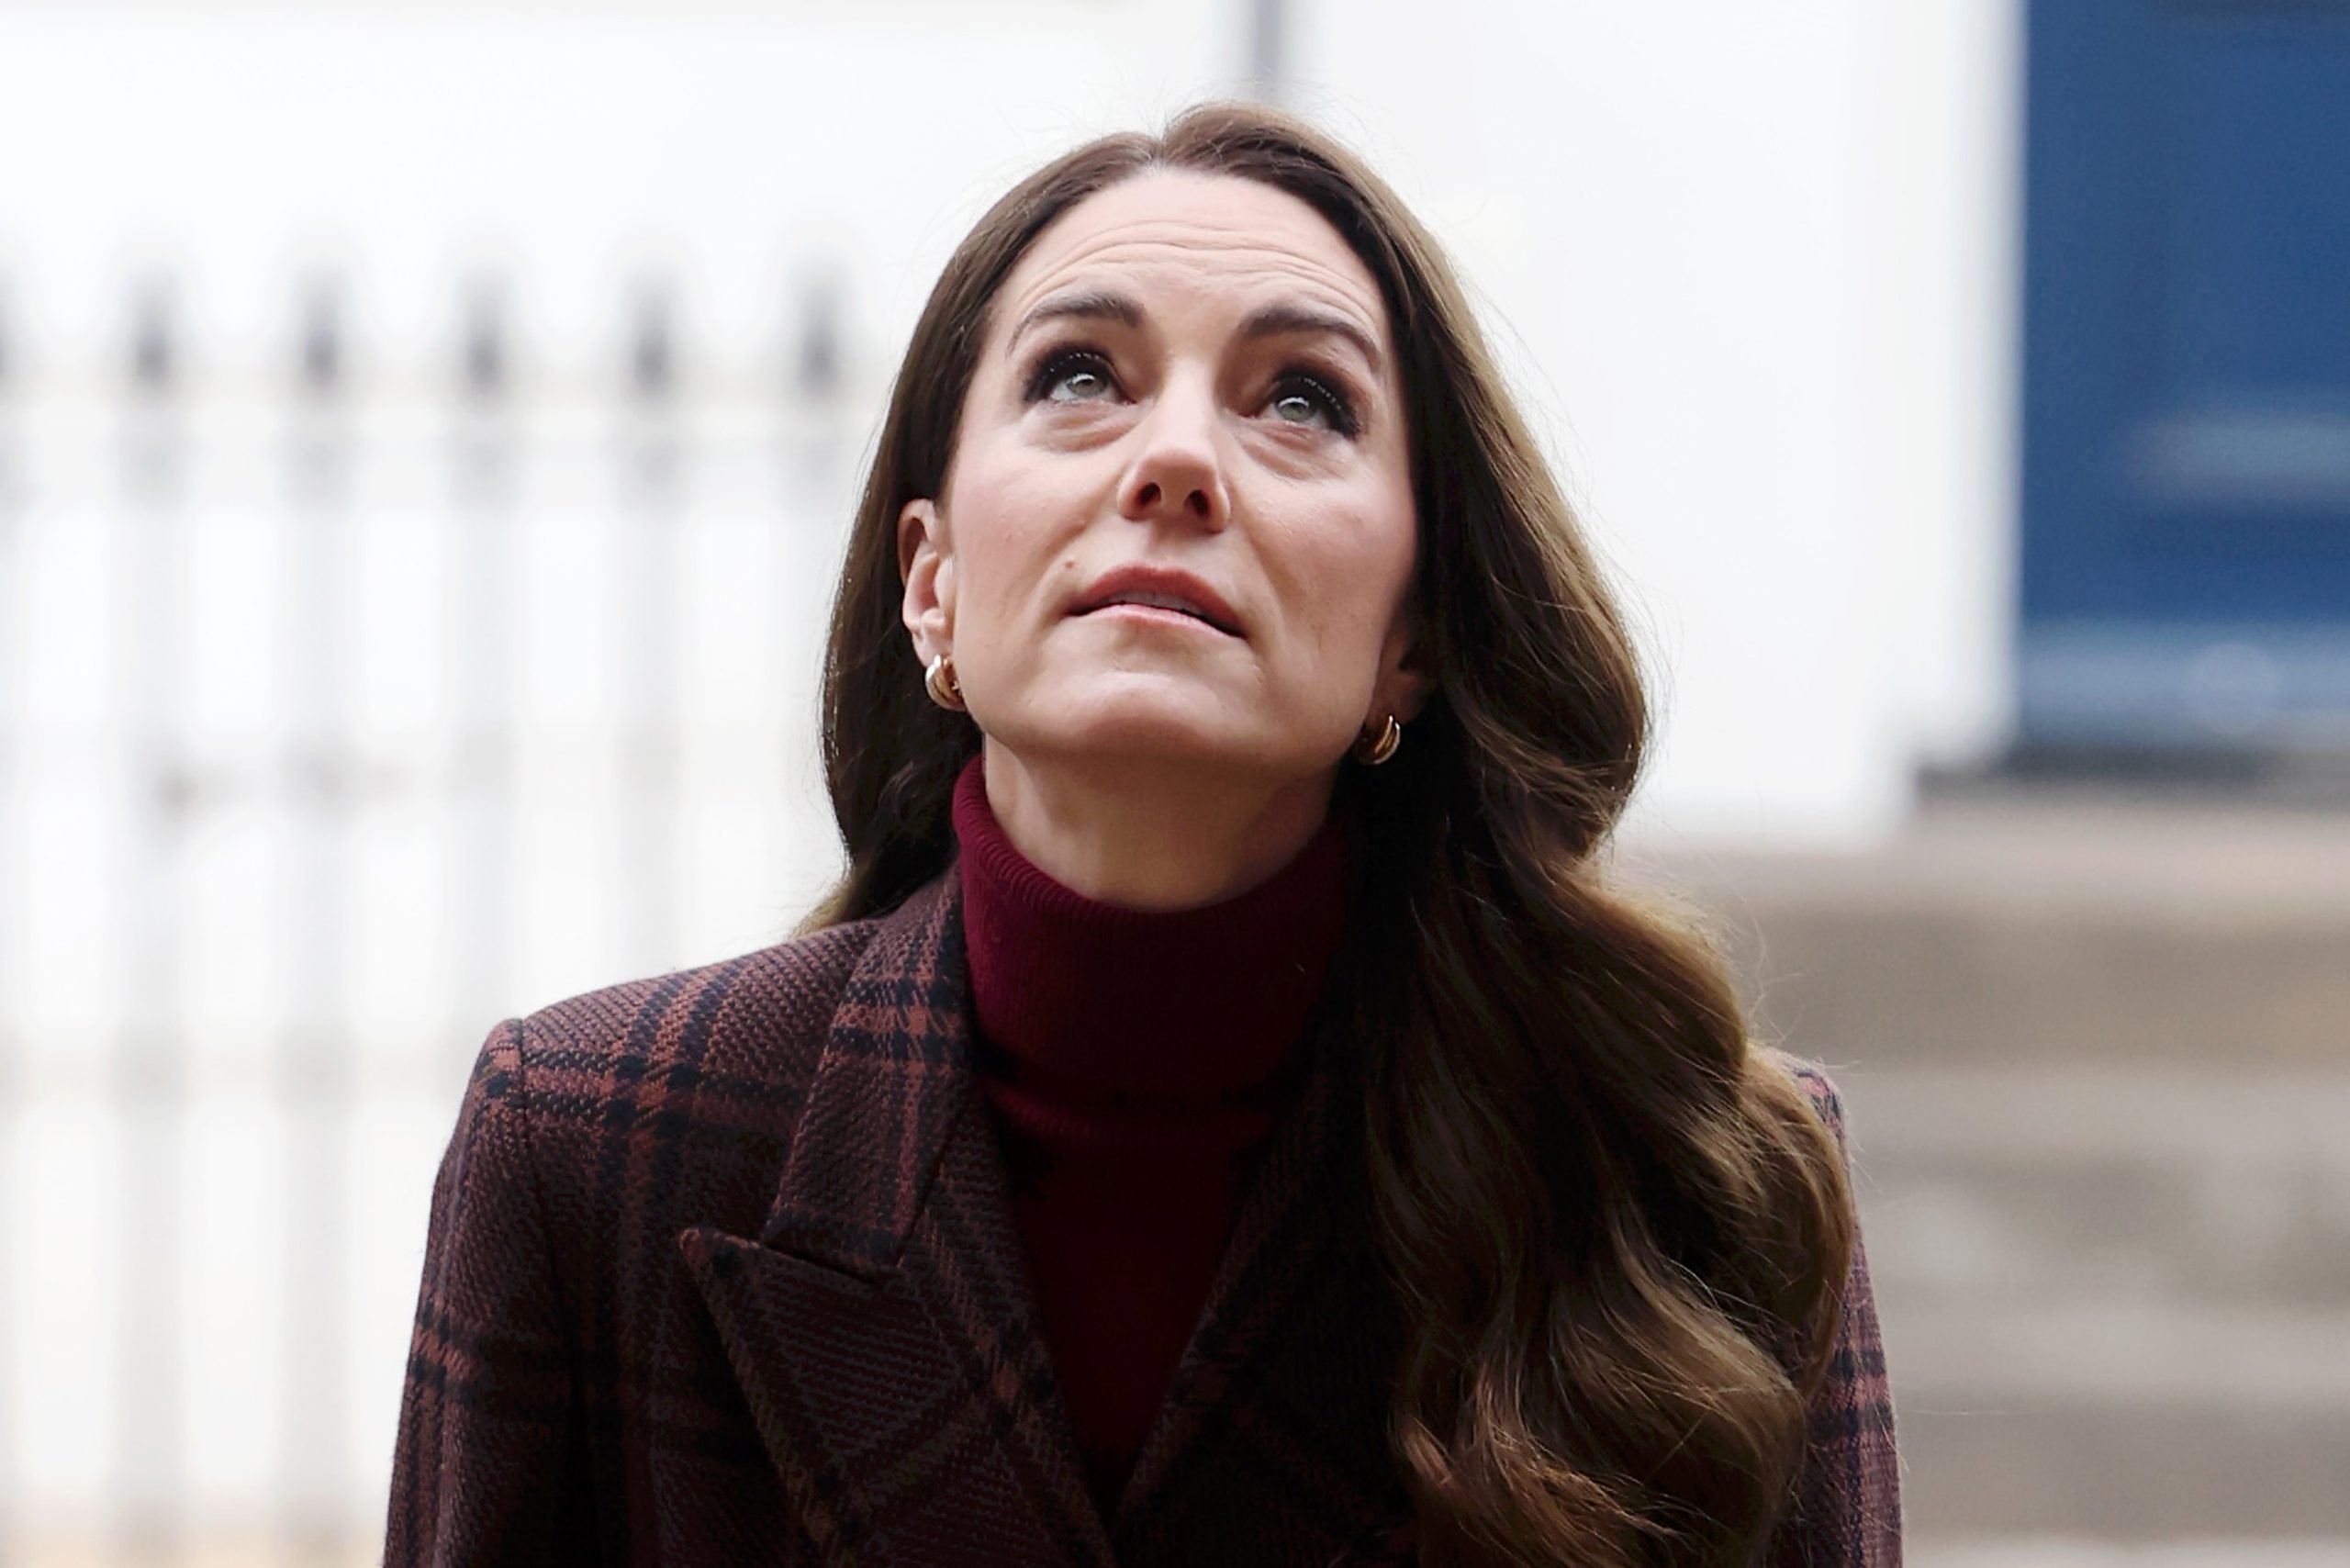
top-left (1267, 370), bottom-right (1360, 439)
top-left (1024, 347), bottom-right (1117, 405)
top-left (1018, 342), bottom-right (1363, 439)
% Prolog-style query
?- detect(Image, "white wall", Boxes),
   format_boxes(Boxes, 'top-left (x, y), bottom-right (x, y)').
top-left (0, 1), bottom-right (1247, 387)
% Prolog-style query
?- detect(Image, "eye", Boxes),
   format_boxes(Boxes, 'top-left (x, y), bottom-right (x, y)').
top-left (1264, 372), bottom-right (1358, 437)
top-left (1026, 349), bottom-right (1121, 406)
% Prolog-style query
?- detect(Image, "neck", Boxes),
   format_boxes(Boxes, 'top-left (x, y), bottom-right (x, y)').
top-left (979, 742), bottom-right (1336, 912)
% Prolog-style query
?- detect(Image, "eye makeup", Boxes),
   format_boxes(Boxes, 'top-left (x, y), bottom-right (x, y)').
top-left (1023, 345), bottom-right (1123, 405)
top-left (1264, 367), bottom-right (1360, 438)
top-left (1012, 338), bottom-right (1370, 441)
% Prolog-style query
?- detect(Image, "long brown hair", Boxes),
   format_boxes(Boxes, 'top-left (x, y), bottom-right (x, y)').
top-left (808, 103), bottom-right (1855, 1568)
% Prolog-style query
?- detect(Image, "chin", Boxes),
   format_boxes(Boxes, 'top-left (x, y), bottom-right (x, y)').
top-left (999, 685), bottom-right (1268, 770)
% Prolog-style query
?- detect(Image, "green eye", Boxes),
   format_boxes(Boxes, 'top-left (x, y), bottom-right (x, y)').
top-left (1265, 372), bottom-right (1357, 436)
top-left (1271, 390), bottom-right (1324, 425)
top-left (1029, 350), bottom-right (1120, 404)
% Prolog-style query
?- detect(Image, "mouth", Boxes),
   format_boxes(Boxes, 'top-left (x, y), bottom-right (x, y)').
top-left (1073, 569), bottom-right (1244, 637)
top-left (1081, 593), bottom-right (1239, 634)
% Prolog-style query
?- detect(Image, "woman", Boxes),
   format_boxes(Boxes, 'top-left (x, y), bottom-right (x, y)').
top-left (387, 103), bottom-right (1900, 1567)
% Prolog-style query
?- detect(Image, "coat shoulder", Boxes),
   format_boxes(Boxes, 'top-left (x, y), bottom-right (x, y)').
top-left (1751, 1045), bottom-right (1852, 1148)
top-left (393, 919), bottom-right (893, 1562)
top-left (518, 919), bottom-right (879, 1092)
top-left (494, 917), bottom-right (889, 1220)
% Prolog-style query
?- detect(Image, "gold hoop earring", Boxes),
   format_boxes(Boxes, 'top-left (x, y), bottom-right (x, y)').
top-left (1351, 713), bottom-right (1402, 766)
top-left (924, 652), bottom-right (966, 712)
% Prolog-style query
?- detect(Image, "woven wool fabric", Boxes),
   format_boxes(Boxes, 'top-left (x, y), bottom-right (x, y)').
top-left (385, 870), bottom-right (1902, 1566)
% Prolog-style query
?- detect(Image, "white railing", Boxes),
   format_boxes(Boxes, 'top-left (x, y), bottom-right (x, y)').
top-left (0, 274), bottom-right (865, 1565)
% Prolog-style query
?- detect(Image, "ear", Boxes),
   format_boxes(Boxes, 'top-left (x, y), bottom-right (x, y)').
top-left (898, 498), bottom-right (955, 662)
top-left (1372, 599), bottom-right (1437, 727)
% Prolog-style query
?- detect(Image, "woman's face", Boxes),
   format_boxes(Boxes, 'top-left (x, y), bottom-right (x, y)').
top-left (900, 169), bottom-right (1427, 792)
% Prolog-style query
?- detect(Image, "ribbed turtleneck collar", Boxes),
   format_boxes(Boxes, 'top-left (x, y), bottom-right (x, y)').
top-left (950, 755), bottom-right (1348, 1100)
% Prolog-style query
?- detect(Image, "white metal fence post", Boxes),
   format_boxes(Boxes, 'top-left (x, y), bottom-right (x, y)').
top-left (616, 276), bottom-right (684, 977)
top-left (277, 275), bottom-right (357, 1560)
top-left (112, 278), bottom-right (192, 1564)
top-left (0, 279), bottom-right (22, 1568)
top-left (444, 280), bottom-right (518, 1092)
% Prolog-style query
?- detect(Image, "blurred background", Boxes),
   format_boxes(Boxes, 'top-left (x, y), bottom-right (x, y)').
top-left (0, 0), bottom-right (2344, 1563)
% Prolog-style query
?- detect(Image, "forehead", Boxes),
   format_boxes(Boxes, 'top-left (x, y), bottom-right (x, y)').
top-left (992, 169), bottom-right (1390, 348)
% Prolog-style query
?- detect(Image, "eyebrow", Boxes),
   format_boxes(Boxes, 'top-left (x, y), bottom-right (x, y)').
top-left (1010, 288), bottom-right (1143, 343)
top-left (1237, 302), bottom-right (1385, 375)
top-left (1009, 288), bottom-right (1386, 375)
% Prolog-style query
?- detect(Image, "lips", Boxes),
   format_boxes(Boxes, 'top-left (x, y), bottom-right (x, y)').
top-left (1073, 566), bottom-right (1243, 636)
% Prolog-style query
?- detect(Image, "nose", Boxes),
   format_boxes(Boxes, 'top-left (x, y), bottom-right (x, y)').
top-left (1118, 374), bottom-right (1228, 529)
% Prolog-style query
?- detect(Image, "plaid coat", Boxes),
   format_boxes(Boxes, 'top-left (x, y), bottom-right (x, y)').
top-left (386, 870), bottom-right (1901, 1566)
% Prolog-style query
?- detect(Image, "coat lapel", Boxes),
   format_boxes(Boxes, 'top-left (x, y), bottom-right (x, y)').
top-left (677, 875), bottom-right (1117, 1568)
top-left (1110, 1013), bottom-right (1419, 1567)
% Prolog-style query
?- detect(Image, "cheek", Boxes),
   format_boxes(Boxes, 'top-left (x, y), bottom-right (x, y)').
top-left (1275, 489), bottom-right (1417, 660)
top-left (943, 451), bottom-right (1087, 638)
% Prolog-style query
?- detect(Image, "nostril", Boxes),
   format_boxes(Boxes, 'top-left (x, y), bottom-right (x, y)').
top-left (1186, 488), bottom-right (1211, 518)
top-left (1136, 481), bottom-right (1161, 509)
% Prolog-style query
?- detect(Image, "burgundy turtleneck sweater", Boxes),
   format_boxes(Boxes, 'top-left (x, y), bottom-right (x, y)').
top-left (950, 757), bottom-right (1348, 1515)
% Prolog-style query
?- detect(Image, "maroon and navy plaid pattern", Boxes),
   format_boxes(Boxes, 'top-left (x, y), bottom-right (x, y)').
top-left (386, 872), bottom-right (1900, 1565)
top-left (1772, 1065), bottom-right (1905, 1568)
